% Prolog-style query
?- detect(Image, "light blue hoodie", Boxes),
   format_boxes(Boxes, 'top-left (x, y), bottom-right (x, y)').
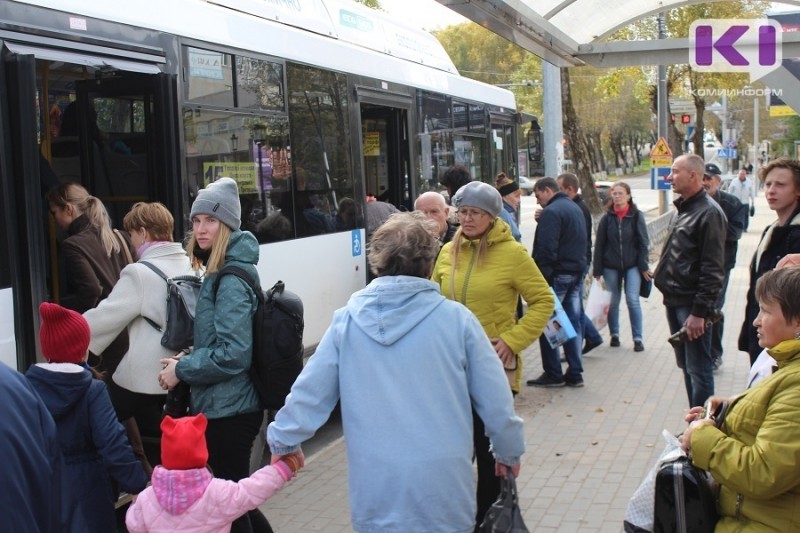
top-left (268, 275), bottom-right (525, 533)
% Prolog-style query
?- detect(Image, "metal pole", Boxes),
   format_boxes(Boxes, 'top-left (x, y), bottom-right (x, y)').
top-left (657, 12), bottom-right (669, 214)
top-left (753, 96), bottom-right (759, 172)
top-left (542, 61), bottom-right (562, 178)
top-left (721, 94), bottom-right (728, 173)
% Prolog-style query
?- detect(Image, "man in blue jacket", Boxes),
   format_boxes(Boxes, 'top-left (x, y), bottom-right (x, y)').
top-left (0, 363), bottom-right (62, 532)
top-left (528, 177), bottom-right (588, 387)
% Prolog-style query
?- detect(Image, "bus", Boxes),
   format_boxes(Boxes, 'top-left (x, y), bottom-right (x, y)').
top-left (0, 0), bottom-right (531, 371)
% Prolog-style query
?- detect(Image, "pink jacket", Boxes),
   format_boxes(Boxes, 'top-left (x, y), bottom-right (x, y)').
top-left (125, 462), bottom-right (292, 532)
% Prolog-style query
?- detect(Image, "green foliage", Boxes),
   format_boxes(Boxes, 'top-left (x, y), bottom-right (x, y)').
top-left (352, 0), bottom-right (381, 8)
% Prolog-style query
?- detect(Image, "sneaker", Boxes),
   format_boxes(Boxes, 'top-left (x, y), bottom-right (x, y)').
top-left (634, 341), bottom-right (645, 352)
top-left (610, 336), bottom-right (620, 347)
top-left (565, 377), bottom-right (584, 388)
top-left (526, 373), bottom-right (566, 388)
top-left (583, 338), bottom-right (602, 355)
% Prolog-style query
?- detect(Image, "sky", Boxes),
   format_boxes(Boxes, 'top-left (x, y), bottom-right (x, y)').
top-left (378, 0), bottom-right (467, 30)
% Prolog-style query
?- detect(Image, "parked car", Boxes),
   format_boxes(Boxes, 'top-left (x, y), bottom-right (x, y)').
top-left (519, 176), bottom-right (534, 196)
top-left (595, 181), bottom-right (614, 203)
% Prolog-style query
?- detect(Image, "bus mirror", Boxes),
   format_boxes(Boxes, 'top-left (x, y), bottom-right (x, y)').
top-left (527, 120), bottom-right (542, 163)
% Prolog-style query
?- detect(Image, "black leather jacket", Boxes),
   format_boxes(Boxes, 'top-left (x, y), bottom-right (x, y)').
top-left (653, 189), bottom-right (726, 318)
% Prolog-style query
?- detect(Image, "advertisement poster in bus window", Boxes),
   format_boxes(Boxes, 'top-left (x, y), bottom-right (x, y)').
top-left (202, 162), bottom-right (258, 194)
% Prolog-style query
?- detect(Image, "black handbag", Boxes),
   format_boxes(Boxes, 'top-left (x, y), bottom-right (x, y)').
top-left (640, 274), bottom-right (653, 299)
top-left (478, 471), bottom-right (529, 533)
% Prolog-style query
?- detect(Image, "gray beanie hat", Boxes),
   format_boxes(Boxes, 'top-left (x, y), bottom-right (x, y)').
top-left (190, 177), bottom-right (241, 230)
top-left (451, 181), bottom-right (502, 218)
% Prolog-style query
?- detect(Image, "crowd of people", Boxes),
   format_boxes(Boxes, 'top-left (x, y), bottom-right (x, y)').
top-left (4, 152), bottom-right (800, 532)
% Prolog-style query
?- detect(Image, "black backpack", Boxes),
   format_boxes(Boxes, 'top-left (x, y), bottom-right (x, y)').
top-left (141, 262), bottom-right (203, 351)
top-left (213, 265), bottom-right (304, 410)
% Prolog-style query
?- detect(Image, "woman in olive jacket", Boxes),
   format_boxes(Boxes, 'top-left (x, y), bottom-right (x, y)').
top-left (681, 267), bottom-right (800, 532)
top-left (158, 178), bottom-right (267, 533)
top-left (592, 182), bottom-right (651, 351)
top-left (431, 181), bottom-right (552, 526)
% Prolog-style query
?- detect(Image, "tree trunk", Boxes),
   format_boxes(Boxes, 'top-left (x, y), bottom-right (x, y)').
top-left (561, 68), bottom-right (601, 212)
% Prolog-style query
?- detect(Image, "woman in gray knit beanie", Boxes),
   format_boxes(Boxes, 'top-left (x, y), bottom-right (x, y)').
top-left (161, 176), bottom-right (273, 532)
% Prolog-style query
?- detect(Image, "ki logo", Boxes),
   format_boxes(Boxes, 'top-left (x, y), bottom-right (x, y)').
top-left (690, 19), bottom-right (782, 81)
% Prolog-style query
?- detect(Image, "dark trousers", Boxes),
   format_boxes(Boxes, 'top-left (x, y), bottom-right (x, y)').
top-left (206, 411), bottom-right (272, 533)
top-left (472, 409), bottom-right (500, 528)
top-left (710, 271), bottom-right (732, 361)
top-left (108, 382), bottom-right (166, 471)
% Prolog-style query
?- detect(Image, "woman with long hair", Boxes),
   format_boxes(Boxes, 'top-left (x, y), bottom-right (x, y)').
top-left (83, 202), bottom-right (194, 474)
top-left (158, 178), bottom-right (270, 533)
top-left (430, 181), bottom-right (552, 526)
top-left (739, 158), bottom-right (800, 364)
top-left (592, 182), bottom-right (651, 351)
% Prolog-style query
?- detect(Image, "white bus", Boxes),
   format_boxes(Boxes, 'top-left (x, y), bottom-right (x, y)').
top-left (0, 0), bottom-right (529, 370)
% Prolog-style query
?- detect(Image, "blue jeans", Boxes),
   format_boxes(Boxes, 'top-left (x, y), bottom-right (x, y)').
top-left (539, 273), bottom-right (584, 381)
top-left (666, 305), bottom-right (715, 408)
top-left (603, 266), bottom-right (644, 342)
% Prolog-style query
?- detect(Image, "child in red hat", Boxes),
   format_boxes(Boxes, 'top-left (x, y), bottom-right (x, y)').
top-left (126, 413), bottom-right (301, 532)
top-left (25, 302), bottom-right (148, 533)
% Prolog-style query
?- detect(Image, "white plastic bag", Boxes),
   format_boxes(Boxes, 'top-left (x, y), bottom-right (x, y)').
top-left (585, 279), bottom-right (611, 331)
top-left (623, 430), bottom-right (684, 532)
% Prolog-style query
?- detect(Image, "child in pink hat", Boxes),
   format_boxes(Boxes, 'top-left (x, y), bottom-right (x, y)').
top-left (126, 413), bottom-right (300, 532)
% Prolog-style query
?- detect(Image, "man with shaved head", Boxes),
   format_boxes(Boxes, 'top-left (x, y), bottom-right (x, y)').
top-left (654, 153), bottom-right (727, 408)
top-left (415, 191), bottom-right (457, 244)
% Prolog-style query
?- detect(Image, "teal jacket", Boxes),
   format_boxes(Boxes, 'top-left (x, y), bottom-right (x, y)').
top-left (175, 230), bottom-right (262, 419)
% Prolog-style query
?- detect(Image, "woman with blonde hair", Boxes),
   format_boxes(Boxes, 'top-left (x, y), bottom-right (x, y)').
top-left (83, 202), bottom-right (194, 474)
top-left (158, 177), bottom-right (269, 533)
top-left (47, 182), bottom-right (135, 374)
top-left (430, 181), bottom-right (552, 525)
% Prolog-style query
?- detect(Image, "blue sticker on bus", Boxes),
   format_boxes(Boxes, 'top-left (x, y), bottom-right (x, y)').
top-left (352, 230), bottom-right (362, 257)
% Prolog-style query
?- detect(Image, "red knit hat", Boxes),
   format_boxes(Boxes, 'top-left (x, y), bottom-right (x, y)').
top-left (39, 302), bottom-right (90, 364)
top-left (161, 414), bottom-right (209, 470)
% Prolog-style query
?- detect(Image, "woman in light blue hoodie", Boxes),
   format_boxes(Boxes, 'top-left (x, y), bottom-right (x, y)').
top-left (268, 212), bottom-right (525, 533)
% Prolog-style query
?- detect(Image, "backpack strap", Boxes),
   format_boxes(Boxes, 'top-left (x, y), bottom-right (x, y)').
top-left (141, 261), bottom-right (168, 281)
top-left (213, 265), bottom-right (263, 303)
top-left (140, 261), bottom-right (169, 332)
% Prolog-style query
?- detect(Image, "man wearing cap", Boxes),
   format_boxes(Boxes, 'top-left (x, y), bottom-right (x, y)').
top-left (702, 163), bottom-right (747, 369)
top-left (528, 176), bottom-right (588, 388)
top-left (727, 168), bottom-right (757, 231)
top-left (654, 154), bottom-right (726, 408)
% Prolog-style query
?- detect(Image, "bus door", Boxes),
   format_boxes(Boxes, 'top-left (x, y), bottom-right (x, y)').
top-left (358, 90), bottom-right (413, 211)
top-left (62, 74), bottom-right (181, 228)
top-left (0, 42), bottom-right (176, 369)
top-left (489, 113), bottom-right (518, 180)
top-left (0, 49), bottom-right (45, 369)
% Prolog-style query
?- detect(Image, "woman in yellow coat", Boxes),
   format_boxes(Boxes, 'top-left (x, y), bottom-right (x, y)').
top-left (431, 180), bottom-right (552, 527)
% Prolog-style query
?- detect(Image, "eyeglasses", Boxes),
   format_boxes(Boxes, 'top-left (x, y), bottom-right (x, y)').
top-left (456, 208), bottom-right (489, 219)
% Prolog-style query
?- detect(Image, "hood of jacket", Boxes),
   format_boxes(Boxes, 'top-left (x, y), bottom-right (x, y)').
top-left (25, 363), bottom-right (92, 419)
top-left (346, 276), bottom-right (445, 346)
top-left (151, 465), bottom-right (213, 515)
top-left (223, 229), bottom-right (259, 267)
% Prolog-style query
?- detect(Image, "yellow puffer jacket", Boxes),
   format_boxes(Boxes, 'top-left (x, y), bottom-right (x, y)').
top-left (691, 338), bottom-right (800, 532)
top-left (431, 218), bottom-right (553, 392)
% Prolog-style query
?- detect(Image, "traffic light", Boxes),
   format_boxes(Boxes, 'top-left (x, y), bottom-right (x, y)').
top-left (681, 114), bottom-right (691, 124)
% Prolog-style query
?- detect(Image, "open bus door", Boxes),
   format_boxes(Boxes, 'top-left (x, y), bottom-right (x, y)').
top-left (358, 90), bottom-right (413, 212)
top-left (0, 49), bottom-right (49, 369)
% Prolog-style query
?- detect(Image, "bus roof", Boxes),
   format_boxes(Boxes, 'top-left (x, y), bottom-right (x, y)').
top-left (12, 0), bottom-right (516, 109)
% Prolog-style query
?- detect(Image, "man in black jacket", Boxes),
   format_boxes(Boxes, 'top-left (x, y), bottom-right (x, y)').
top-left (558, 172), bottom-right (604, 354)
top-left (528, 177), bottom-right (588, 388)
top-left (654, 154), bottom-right (727, 408)
top-left (702, 163), bottom-right (746, 370)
